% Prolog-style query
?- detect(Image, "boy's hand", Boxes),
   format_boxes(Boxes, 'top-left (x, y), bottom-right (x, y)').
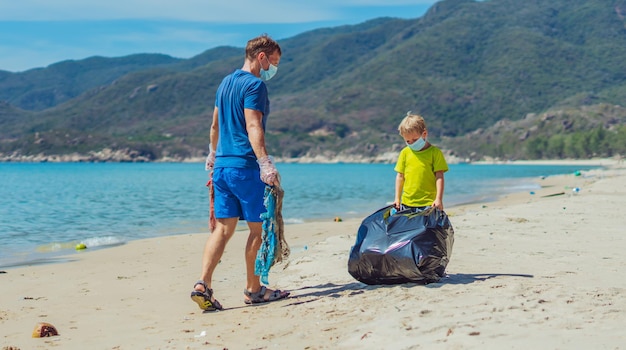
top-left (432, 199), bottom-right (444, 211)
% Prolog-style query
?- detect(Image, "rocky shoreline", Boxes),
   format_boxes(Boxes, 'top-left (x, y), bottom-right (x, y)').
top-left (0, 148), bottom-right (159, 163)
top-left (0, 148), bottom-right (469, 164)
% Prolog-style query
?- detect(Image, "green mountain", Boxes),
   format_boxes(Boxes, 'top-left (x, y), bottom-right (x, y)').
top-left (0, 54), bottom-right (182, 111)
top-left (1, 0), bottom-right (625, 162)
top-left (443, 103), bottom-right (626, 160)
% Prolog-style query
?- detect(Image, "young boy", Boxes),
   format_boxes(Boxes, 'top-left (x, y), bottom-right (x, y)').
top-left (394, 112), bottom-right (449, 211)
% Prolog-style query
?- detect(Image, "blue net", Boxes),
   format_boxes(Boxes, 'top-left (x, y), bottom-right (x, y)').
top-left (255, 186), bottom-right (279, 285)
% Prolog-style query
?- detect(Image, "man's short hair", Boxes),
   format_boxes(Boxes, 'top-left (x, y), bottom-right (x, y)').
top-left (246, 34), bottom-right (282, 60)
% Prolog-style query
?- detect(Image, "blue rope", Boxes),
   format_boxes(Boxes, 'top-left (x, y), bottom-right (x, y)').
top-left (255, 186), bottom-right (277, 285)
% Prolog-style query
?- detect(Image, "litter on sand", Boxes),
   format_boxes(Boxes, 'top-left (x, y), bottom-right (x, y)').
top-left (255, 185), bottom-right (290, 285)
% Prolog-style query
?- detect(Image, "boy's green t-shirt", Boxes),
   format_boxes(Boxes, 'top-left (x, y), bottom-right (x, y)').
top-left (394, 145), bottom-right (449, 207)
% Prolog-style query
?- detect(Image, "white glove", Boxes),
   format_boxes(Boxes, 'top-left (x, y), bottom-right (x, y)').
top-left (258, 156), bottom-right (279, 186)
top-left (205, 149), bottom-right (216, 171)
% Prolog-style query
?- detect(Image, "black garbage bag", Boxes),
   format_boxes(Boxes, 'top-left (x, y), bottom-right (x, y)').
top-left (348, 205), bottom-right (454, 285)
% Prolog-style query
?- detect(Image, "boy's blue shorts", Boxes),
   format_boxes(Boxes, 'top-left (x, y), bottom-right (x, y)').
top-left (212, 167), bottom-right (266, 222)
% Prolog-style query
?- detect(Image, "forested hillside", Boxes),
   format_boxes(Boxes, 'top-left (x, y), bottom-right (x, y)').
top-left (1, 0), bottom-right (625, 162)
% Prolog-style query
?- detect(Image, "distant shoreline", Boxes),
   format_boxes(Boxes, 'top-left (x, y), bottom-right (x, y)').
top-left (0, 150), bottom-right (621, 166)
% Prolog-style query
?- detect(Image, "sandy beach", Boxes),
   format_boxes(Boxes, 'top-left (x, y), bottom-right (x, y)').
top-left (1, 159), bottom-right (625, 350)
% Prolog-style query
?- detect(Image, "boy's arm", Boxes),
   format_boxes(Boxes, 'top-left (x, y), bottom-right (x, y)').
top-left (394, 172), bottom-right (405, 209)
top-left (432, 171), bottom-right (445, 210)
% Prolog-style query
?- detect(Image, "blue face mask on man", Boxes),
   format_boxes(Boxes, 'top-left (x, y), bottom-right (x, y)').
top-left (260, 55), bottom-right (278, 81)
top-left (407, 137), bottom-right (426, 151)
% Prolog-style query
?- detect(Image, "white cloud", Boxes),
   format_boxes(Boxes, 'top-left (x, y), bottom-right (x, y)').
top-left (0, 1), bottom-right (438, 71)
top-left (324, 0), bottom-right (435, 4)
top-left (0, 0), bottom-right (437, 22)
top-left (0, 1), bottom-right (329, 22)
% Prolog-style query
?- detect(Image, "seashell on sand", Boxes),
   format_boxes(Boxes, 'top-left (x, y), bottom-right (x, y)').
top-left (32, 322), bottom-right (59, 338)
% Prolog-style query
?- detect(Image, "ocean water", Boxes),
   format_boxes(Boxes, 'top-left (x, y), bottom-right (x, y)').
top-left (0, 162), bottom-right (598, 268)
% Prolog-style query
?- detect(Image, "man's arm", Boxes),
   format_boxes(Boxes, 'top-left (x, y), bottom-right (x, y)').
top-left (245, 108), bottom-right (278, 186)
top-left (205, 107), bottom-right (220, 171)
top-left (244, 108), bottom-right (269, 159)
top-left (209, 107), bottom-right (219, 151)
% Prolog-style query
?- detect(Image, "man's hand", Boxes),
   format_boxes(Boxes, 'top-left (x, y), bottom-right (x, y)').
top-left (258, 156), bottom-right (280, 186)
top-left (205, 149), bottom-right (216, 171)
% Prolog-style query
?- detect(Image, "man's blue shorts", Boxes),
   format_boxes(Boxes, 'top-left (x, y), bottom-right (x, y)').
top-left (212, 167), bottom-right (266, 222)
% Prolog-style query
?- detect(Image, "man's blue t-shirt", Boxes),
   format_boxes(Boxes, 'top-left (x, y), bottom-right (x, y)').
top-left (214, 69), bottom-right (270, 168)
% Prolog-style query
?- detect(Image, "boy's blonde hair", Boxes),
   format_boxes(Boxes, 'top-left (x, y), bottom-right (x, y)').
top-left (398, 111), bottom-right (427, 136)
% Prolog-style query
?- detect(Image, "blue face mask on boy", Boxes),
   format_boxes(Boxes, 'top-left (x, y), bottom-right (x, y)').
top-left (407, 137), bottom-right (426, 151)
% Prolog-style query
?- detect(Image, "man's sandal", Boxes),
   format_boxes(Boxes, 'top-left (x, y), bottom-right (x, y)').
top-left (244, 286), bottom-right (290, 305)
top-left (190, 280), bottom-right (223, 311)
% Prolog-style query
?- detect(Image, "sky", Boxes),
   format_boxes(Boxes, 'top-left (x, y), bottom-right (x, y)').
top-left (0, 0), bottom-right (439, 73)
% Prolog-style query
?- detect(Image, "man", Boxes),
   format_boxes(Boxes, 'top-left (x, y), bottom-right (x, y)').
top-left (190, 34), bottom-right (289, 311)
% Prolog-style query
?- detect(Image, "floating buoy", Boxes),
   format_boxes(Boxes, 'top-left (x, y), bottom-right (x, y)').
top-left (75, 243), bottom-right (87, 250)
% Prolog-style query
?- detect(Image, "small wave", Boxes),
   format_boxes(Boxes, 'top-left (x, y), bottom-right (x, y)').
top-left (283, 218), bottom-right (304, 224)
top-left (505, 183), bottom-right (541, 192)
top-left (36, 242), bottom-right (77, 252)
top-left (80, 236), bottom-right (126, 248)
top-left (36, 236), bottom-right (126, 252)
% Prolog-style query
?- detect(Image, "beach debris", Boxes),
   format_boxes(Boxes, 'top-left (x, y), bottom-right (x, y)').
top-left (194, 330), bottom-right (206, 338)
top-left (2, 346), bottom-right (21, 350)
top-left (32, 322), bottom-right (59, 338)
top-left (75, 243), bottom-right (87, 250)
top-left (572, 187), bottom-right (581, 194)
top-left (506, 217), bottom-right (529, 223)
top-left (292, 245), bottom-right (308, 253)
top-left (334, 216), bottom-right (343, 222)
top-left (541, 192), bottom-right (565, 198)
top-left (574, 170), bottom-right (582, 176)
top-left (256, 185), bottom-right (289, 285)
top-left (206, 178), bottom-right (216, 232)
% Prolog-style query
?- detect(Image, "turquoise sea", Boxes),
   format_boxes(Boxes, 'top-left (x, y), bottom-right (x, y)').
top-left (0, 162), bottom-right (599, 268)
